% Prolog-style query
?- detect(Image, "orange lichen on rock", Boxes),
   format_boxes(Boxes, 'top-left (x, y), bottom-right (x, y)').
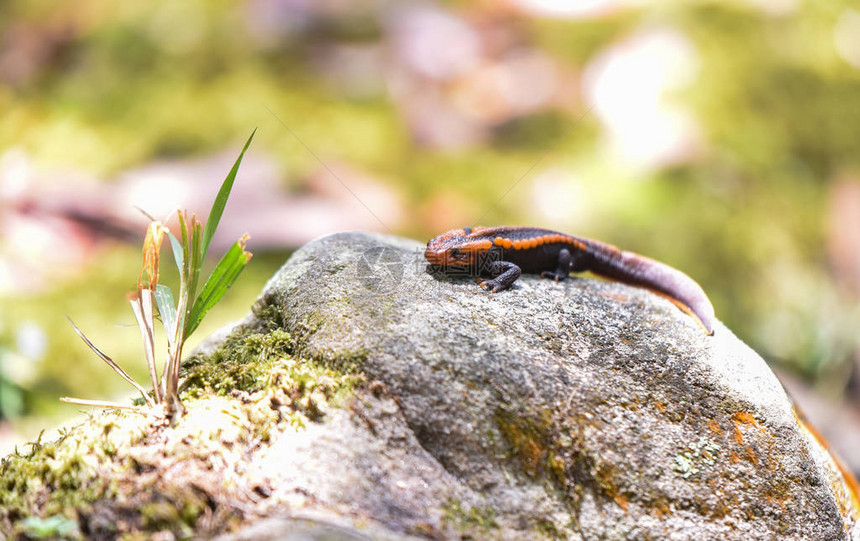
top-left (707, 419), bottom-right (722, 435)
top-left (793, 406), bottom-right (860, 534)
top-left (732, 412), bottom-right (758, 445)
top-left (733, 412), bottom-right (756, 425)
top-left (746, 446), bottom-right (758, 466)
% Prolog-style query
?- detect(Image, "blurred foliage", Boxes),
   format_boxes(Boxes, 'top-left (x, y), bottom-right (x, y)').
top-left (2, 0), bottom-right (860, 443)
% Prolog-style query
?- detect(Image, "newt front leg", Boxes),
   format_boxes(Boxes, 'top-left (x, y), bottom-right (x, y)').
top-left (477, 261), bottom-right (521, 292)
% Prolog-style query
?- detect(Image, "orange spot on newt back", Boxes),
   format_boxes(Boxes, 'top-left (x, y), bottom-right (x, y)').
top-left (494, 236), bottom-right (505, 247)
top-left (513, 239), bottom-right (523, 250)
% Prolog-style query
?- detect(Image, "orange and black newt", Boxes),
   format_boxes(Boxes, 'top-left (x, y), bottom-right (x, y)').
top-left (425, 226), bottom-right (716, 335)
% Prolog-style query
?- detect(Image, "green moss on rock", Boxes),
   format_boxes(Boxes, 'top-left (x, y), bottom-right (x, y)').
top-left (441, 499), bottom-right (499, 536)
top-left (0, 412), bottom-right (153, 530)
top-left (0, 327), bottom-right (365, 539)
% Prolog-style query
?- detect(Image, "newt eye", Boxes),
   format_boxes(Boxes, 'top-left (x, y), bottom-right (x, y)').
top-left (449, 248), bottom-right (461, 258)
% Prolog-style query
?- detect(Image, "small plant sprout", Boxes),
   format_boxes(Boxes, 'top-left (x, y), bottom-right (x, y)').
top-left (61, 130), bottom-right (256, 418)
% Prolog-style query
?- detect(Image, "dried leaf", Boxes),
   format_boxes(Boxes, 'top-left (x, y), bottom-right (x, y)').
top-left (66, 317), bottom-right (153, 407)
top-left (60, 397), bottom-right (139, 410)
top-left (139, 222), bottom-right (167, 291)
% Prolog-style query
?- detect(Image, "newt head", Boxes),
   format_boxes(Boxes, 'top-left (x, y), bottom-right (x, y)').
top-left (425, 227), bottom-right (492, 267)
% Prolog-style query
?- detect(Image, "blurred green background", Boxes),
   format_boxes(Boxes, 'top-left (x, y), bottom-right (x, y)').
top-left (2, 0), bottom-right (860, 464)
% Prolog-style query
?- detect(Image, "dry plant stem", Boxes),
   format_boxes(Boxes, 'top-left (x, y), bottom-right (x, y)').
top-left (67, 317), bottom-right (154, 408)
top-left (165, 346), bottom-right (184, 417)
top-left (59, 397), bottom-right (140, 410)
top-left (162, 276), bottom-right (188, 416)
top-left (129, 289), bottom-right (162, 404)
top-left (159, 213), bottom-right (197, 418)
top-left (162, 346), bottom-right (177, 413)
top-left (162, 312), bottom-right (186, 417)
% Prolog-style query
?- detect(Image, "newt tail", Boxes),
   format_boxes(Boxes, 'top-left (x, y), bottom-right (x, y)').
top-left (425, 226), bottom-right (716, 335)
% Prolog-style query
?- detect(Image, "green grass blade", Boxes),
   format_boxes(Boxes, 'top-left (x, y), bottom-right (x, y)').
top-left (186, 239), bottom-right (251, 336)
top-left (200, 129), bottom-right (256, 262)
top-left (183, 219), bottom-right (204, 335)
top-left (154, 284), bottom-right (177, 346)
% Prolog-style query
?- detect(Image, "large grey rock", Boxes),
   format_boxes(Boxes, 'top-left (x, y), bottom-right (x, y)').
top-left (229, 232), bottom-right (859, 540)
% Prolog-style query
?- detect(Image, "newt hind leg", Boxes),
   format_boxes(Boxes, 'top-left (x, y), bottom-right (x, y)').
top-left (540, 248), bottom-right (572, 282)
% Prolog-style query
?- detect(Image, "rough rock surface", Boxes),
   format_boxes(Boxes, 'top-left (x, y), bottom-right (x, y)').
top-left (220, 232), bottom-right (859, 540)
